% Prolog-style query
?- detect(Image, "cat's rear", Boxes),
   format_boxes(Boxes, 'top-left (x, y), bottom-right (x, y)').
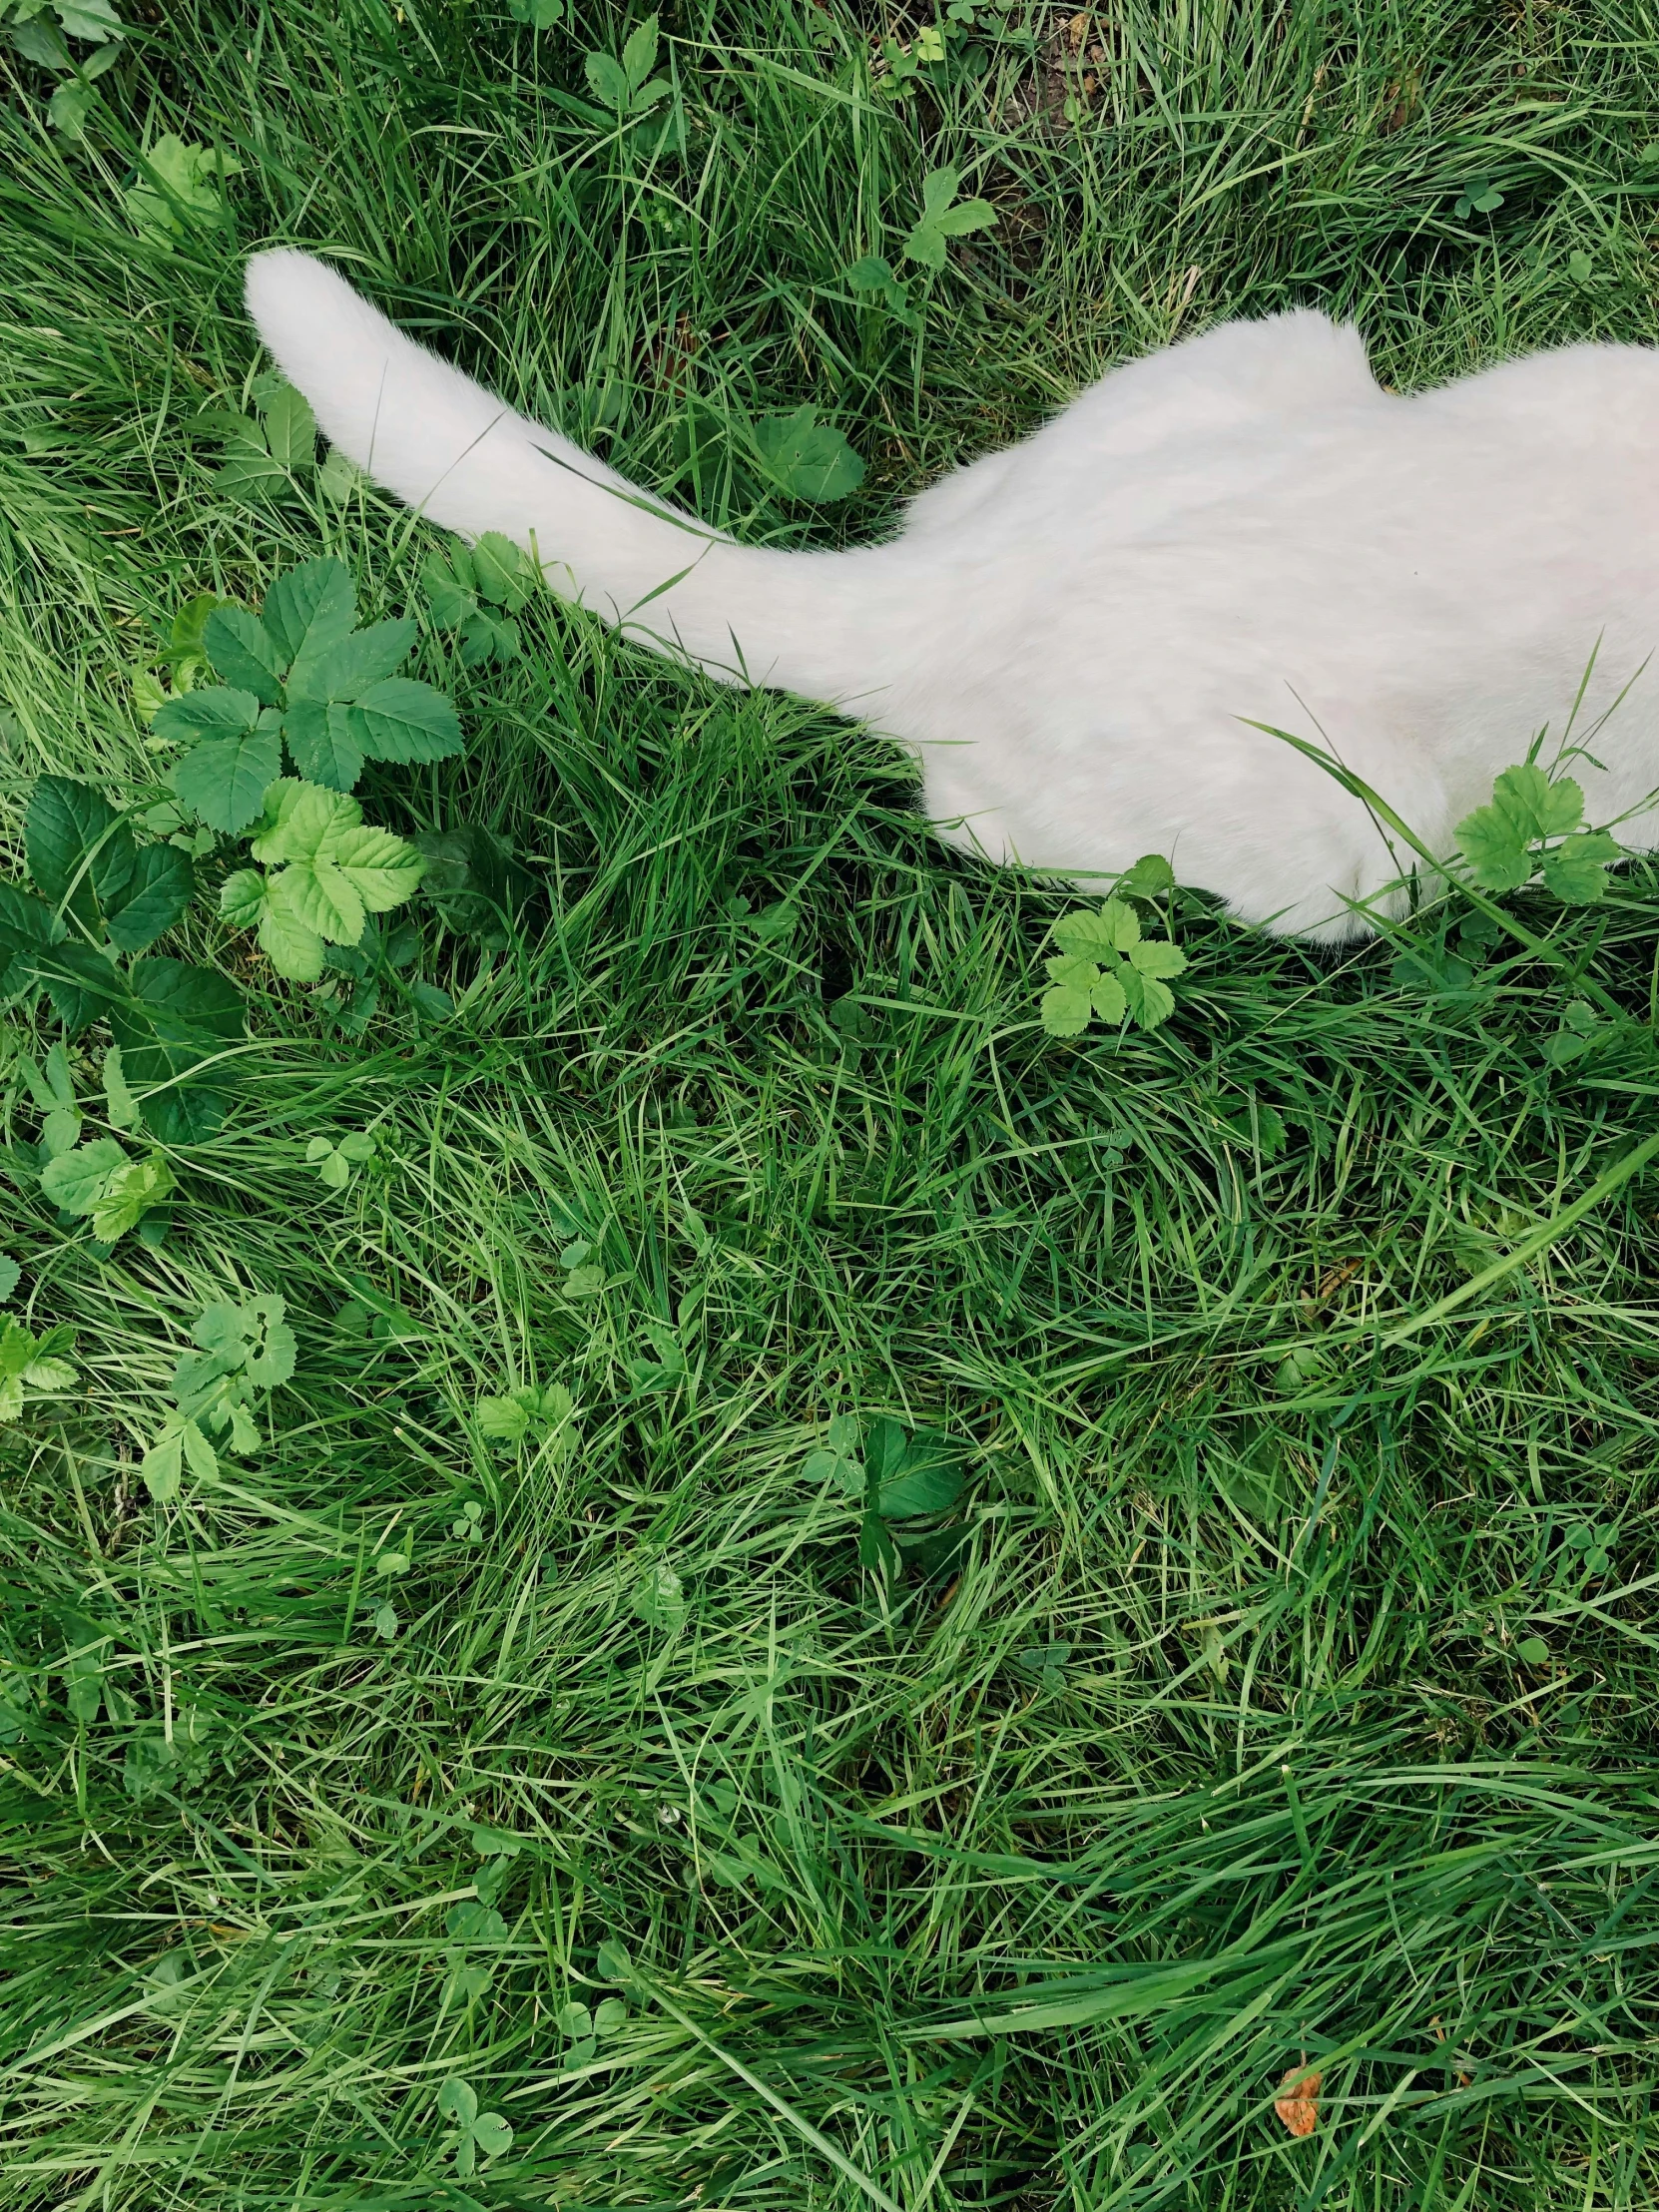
top-left (246, 250), bottom-right (1659, 941)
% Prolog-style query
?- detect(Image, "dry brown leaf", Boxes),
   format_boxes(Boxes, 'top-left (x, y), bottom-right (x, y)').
top-left (1274, 2067), bottom-right (1321, 2137)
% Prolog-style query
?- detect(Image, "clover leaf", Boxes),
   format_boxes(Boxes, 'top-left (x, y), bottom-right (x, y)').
top-left (1453, 178), bottom-right (1504, 218)
top-left (437, 2078), bottom-right (513, 2178)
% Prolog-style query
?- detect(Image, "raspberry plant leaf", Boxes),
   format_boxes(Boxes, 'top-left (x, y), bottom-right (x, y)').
top-left (160, 560), bottom-right (462, 823)
top-left (1041, 887), bottom-right (1187, 1037)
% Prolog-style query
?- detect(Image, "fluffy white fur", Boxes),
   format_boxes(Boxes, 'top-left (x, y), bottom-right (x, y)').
top-left (245, 249), bottom-right (1659, 939)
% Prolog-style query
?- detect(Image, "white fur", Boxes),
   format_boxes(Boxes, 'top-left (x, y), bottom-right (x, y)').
top-left (245, 250), bottom-right (1659, 939)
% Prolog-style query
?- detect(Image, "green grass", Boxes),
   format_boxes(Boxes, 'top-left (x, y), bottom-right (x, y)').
top-left (4, 0), bottom-right (1659, 2205)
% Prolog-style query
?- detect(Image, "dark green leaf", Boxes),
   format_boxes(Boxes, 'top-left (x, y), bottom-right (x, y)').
top-left (204, 607), bottom-right (284, 703)
top-left (863, 1417), bottom-right (910, 1491)
top-left (283, 700), bottom-right (364, 792)
top-left (290, 617), bottom-right (418, 703)
top-left (25, 777), bottom-right (118, 933)
top-left (258, 383), bottom-right (316, 469)
top-left (347, 678), bottom-right (464, 764)
top-left (151, 687), bottom-right (261, 746)
top-left (262, 557), bottom-right (356, 668)
top-left (1539, 831), bottom-right (1621, 903)
top-left (753, 408), bottom-right (864, 502)
top-left (877, 1429), bottom-right (965, 1518)
top-left (103, 844), bottom-right (196, 955)
top-left (858, 1508), bottom-right (898, 1572)
top-left (109, 958), bottom-right (245, 1141)
top-left (32, 942), bottom-right (122, 1036)
top-left (413, 825), bottom-right (534, 946)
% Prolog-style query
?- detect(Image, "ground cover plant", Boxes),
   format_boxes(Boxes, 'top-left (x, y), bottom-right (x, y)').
top-left (4, 0), bottom-right (1659, 2206)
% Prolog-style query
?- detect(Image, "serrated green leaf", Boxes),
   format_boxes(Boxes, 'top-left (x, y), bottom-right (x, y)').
top-left (845, 255), bottom-right (895, 289)
top-left (585, 49), bottom-right (630, 106)
top-left (933, 197), bottom-right (997, 238)
top-left (423, 552), bottom-right (477, 629)
top-left (1041, 983), bottom-right (1093, 1036)
top-left (920, 167), bottom-right (960, 221)
top-left (91, 1153), bottom-right (174, 1242)
top-left (250, 780), bottom-right (355, 864)
top-left (477, 1394), bottom-right (531, 1442)
top-left (40, 1138), bottom-right (126, 1216)
top-left (291, 617), bottom-right (417, 703)
top-left (753, 408), bottom-right (864, 502)
top-left (1117, 853), bottom-right (1176, 897)
top-left (1044, 953), bottom-right (1099, 989)
top-left (1127, 939), bottom-right (1187, 979)
top-left (269, 861), bottom-right (360, 948)
top-left (635, 1558), bottom-right (686, 1631)
top-left (141, 1428), bottom-right (183, 1502)
top-left (262, 558), bottom-right (356, 667)
top-left (219, 869), bottom-right (267, 928)
top-left (25, 776), bottom-right (117, 933)
top-left (471, 532), bottom-right (532, 610)
top-left (1453, 801), bottom-right (1532, 891)
top-left (1091, 970), bottom-right (1128, 1025)
top-left (283, 699), bottom-right (364, 792)
top-left (203, 607), bottom-right (284, 703)
top-left (1122, 967), bottom-right (1177, 1029)
top-left (1492, 764), bottom-right (1582, 842)
top-left (1052, 899), bottom-right (1138, 956)
top-left (322, 823), bottom-right (425, 912)
top-left (104, 843), bottom-right (195, 954)
top-left (150, 689), bottom-right (262, 756)
top-left (102, 1046), bottom-right (139, 1131)
top-left (622, 11), bottom-right (658, 88)
top-left (346, 678), bottom-right (464, 764)
top-left (242, 1296), bottom-right (295, 1387)
top-left (1540, 830), bottom-right (1621, 903)
top-left (258, 382), bottom-right (316, 470)
top-left (172, 722), bottom-right (284, 833)
top-left (255, 889), bottom-right (325, 979)
top-left (41, 1104), bottom-right (81, 1158)
top-left (216, 427), bottom-right (286, 499)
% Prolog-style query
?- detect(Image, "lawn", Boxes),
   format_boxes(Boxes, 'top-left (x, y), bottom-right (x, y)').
top-left (4, 0), bottom-right (1659, 2205)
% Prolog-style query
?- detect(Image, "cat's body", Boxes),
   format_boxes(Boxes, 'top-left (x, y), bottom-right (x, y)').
top-left (246, 250), bottom-right (1659, 940)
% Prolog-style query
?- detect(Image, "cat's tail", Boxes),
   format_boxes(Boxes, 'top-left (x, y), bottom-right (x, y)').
top-left (243, 251), bottom-right (881, 700)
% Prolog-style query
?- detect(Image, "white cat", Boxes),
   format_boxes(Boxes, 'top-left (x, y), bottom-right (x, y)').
top-left (245, 250), bottom-right (1659, 940)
